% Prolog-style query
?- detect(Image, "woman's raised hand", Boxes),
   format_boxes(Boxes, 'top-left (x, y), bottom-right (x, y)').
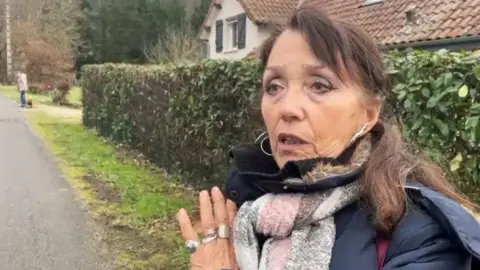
top-left (177, 187), bottom-right (238, 270)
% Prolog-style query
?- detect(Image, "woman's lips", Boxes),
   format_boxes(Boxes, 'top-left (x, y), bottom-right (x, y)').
top-left (277, 133), bottom-right (308, 151)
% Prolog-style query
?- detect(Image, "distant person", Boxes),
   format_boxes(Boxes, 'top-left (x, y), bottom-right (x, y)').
top-left (16, 71), bottom-right (28, 108)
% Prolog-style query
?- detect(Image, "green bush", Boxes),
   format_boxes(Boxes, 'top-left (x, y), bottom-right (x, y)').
top-left (81, 60), bottom-right (264, 188)
top-left (385, 50), bottom-right (480, 196)
top-left (51, 89), bottom-right (69, 104)
top-left (81, 50), bottom-right (480, 197)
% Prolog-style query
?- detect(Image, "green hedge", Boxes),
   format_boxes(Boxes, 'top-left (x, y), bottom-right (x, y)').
top-left (81, 50), bottom-right (480, 197)
top-left (81, 60), bottom-right (264, 188)
top-left (385, 50), bottom-right (480, 195)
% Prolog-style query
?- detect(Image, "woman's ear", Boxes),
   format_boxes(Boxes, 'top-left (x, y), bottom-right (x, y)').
top-left (364, 96), bottom-right (382, 130)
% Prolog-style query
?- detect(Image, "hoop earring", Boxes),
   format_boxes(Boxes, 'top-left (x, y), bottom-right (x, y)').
top-left (255, 131), bottom-right (268, 143)
top-left (348, 125), bottom-right (368, 146)
top-left (260, 136), bottom-right (273, 156)
top-left (255, 131), bottom-right (273, 156)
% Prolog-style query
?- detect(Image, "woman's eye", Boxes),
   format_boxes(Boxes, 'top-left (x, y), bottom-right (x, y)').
top-left (264, 82), bottom-right (283, 95)
top-left (310, 78), bottom-right (333, 93)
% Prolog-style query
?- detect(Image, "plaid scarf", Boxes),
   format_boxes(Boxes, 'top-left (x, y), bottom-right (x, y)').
top-left (233, 135), bottom-right (374, 270)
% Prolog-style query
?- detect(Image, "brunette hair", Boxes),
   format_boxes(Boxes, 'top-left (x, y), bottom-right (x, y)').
top-left (259, 6), bottom-right (477, 232)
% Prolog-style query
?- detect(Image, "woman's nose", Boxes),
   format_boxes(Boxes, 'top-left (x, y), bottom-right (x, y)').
top-left (278, 85), bottom-right (306, 122)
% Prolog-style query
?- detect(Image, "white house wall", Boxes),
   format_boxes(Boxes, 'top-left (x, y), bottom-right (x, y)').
top-left (208, 0), bottom-right (266, 59)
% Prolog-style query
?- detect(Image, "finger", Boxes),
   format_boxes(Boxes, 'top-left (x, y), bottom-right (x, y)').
top-left (226, 199), bottom-right (239, 270)
top-left (226, 199), bottom-right (238, 228)
top-left (212, 186), bottom-right (228, 226)
top-left (176, 209), bottom-right (198, 241)
top-left (199, 190), bottom-right (216, 235)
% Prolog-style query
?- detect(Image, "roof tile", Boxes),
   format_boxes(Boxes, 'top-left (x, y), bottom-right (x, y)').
top-left (301, 0), bottom-right (480, 45)
top-left (240, 0), bottom-right (298, 24)
top-left (208, 0), bottom-right (480, 46)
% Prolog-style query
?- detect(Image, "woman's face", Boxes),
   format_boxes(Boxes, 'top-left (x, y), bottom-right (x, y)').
top-left (261, 30), bottom-right (381, 168)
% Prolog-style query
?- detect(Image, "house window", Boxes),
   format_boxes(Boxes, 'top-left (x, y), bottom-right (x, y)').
top-left (224, 13), bottom-right (246, 51)
top-left (227, 20), bottom-right (239, 50)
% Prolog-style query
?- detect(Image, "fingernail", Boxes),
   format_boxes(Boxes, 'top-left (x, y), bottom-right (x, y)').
top-left (200, 191), bottom-right (210, 199)
top-left (212, 186), bottom-right (220, 193)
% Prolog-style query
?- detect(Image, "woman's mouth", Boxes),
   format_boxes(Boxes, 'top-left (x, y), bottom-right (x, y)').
top-left (278, 133), bottom-right (308, 146)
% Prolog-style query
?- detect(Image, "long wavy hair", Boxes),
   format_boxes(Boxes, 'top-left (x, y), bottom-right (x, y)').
top-left (259, 5), bottom-right (478, 232)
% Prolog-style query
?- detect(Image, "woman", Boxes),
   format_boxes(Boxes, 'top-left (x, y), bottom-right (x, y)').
top-left (16, 70), bottom-right (28, 108)
top-left (176, 6), bottom-right (480, 270)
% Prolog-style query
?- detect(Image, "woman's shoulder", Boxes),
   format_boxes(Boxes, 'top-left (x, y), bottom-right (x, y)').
top-left (386, 181), bottom-right (480, 267)
top-left (402, 181), bottom-right (480, 241)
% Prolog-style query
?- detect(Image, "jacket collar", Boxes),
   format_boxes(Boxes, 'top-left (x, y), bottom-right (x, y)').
top-left (229, 124), bottom-right (384, 194)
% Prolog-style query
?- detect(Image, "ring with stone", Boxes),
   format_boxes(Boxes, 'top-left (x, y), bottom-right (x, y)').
top-left (201, 235), bottom-right (218, 244)
top-left (217, 224), bottom-right (230, 238)
top-left (205, 228), bottom-right (217, 238)
top-left (185, 239), bottom-right (199, 254)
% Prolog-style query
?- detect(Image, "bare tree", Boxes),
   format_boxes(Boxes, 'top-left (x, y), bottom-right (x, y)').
top-left (3, 0), bottom-right (81, 84)
top-left (10, 0), bottom-right (81, 50)
top-left (145, 23), bottom-right (204, 65)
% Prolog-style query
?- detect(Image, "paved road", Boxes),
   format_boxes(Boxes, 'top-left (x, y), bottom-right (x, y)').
top-left (0, 96), bottom-right (112, 270)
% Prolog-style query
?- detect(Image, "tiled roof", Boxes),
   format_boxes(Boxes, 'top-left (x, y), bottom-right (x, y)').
top-left (199, 0), bottom-right (297, 39)
top-left (301, 0), bottom-right (480, 46)
top-left (240, 0), bottom-right (298, 24)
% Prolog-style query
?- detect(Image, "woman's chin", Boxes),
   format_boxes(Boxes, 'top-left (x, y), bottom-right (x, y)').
top-left (274, 154), bottom-right (305, 168)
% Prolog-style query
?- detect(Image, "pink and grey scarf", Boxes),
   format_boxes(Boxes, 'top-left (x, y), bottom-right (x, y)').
top-left (233, 135), bottom-right (373, 270)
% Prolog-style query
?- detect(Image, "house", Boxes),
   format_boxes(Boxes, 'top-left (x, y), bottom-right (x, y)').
top-left (200, 0), bottom-right (480, 59)
top-left (199, 0), bottom-right (297, 59)
top-left (302, 0), bottom-right (480, 51)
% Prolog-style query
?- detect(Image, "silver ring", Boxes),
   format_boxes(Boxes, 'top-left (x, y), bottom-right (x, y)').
top-left (205, 228), bottom-right (217, 238)
top-left (185, 240), bottom-right (199, 254)
top-left (218, 224), bottom-right (230, 238)
top-left (201, 235), bottom-right (217, 244)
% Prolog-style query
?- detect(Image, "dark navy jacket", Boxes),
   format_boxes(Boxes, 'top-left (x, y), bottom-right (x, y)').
top-left (224, 143), bottom-right (480, 269)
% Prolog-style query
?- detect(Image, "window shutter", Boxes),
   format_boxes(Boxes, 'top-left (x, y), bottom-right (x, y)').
top-left (215, 20), bottom-right (223, 52)
top-left (237, 14), bottom-right (246, 49)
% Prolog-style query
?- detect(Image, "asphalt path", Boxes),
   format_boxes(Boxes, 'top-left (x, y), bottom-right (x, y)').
top-left (0, 96), bottom-right (112, 270)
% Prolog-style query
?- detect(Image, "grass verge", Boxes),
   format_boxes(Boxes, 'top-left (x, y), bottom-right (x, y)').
top-left (0, 85), bottom-right (82, 108)
top-left (25, 110), bottom-right (197, 270)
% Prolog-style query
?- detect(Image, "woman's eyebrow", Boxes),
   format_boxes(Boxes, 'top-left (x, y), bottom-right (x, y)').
top-left (302, 63), bottom-right (326, 72)
top-left (266, 63), bottom-right (326, 72)
top-left (265, 65), bottom-right (283, 72)
top-left (303, 63), bottom-right (341, 83)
